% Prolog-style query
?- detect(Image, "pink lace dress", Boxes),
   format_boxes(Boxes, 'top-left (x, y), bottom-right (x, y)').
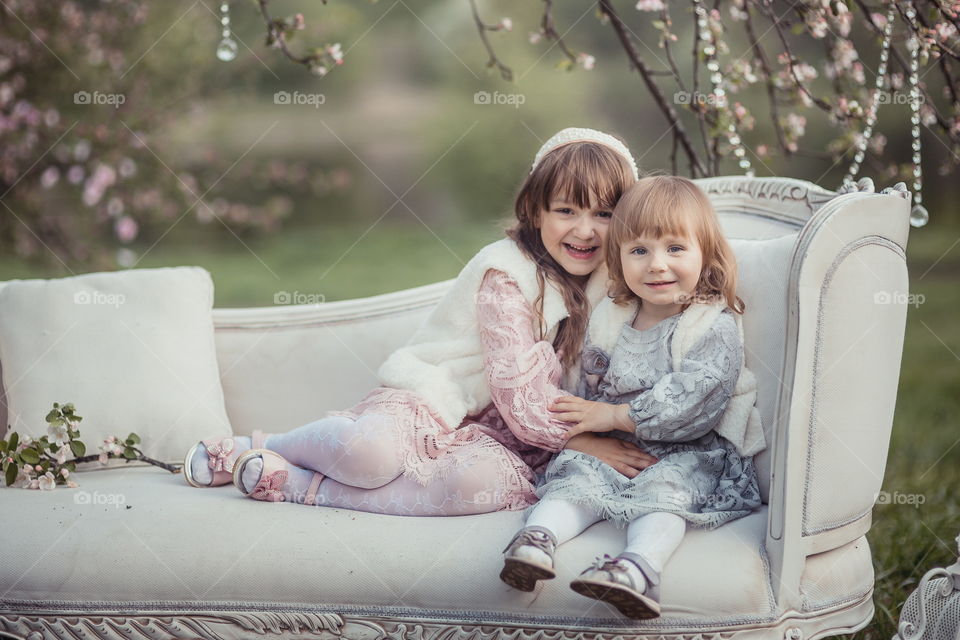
top-left (327, 269), bottom-right (574, 510)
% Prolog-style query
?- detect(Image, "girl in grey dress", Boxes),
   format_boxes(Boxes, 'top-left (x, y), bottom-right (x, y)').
top-left (499, 175), bottom-right (764, 620)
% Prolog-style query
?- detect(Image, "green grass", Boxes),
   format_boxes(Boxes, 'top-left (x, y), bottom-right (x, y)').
top-left (1, 221), bottom-right (958, 636)
top-left (849, 225), bottom-right (960, 639)
top-left (0, 220), bottom-right (507, 307)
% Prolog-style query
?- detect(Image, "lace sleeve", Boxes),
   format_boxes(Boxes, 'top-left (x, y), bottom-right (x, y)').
top-left (629, 311), bottom-right (743, 443)
top-left (477, 269), bottom-right (572, 452)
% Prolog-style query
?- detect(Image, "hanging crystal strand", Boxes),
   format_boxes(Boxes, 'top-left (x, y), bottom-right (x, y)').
top-left (843, 2), bottom-right (896, 189)
top-left (693, 0), bottom-right (754, 177)
top-left (216, 1), bottom-right (238, 62)
top-left (904, 0), bottom-right (929, 227)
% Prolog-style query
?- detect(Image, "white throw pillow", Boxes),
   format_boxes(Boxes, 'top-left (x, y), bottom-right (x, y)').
top-left (0, 266), bottom-right (232, 469)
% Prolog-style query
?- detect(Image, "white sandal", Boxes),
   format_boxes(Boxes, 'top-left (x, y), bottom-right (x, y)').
top-left (499, 526), bottom-right (557, 592)
top-left (569, 552), bottom-right (661, 619)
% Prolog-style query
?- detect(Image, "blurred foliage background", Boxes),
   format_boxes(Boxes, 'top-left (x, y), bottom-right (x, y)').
top-left (1, 2), bottom-right (959, 638)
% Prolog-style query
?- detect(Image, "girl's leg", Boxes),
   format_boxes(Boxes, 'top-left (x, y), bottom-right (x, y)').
top-left (618, 511), bottom-right (686, 591)
top-left (262, 414), bottom-right (404, 489)
top-left (240, 451), bottom-right (525, 515)
top-left (525, 499), bottom-right (603, 544)
top-left (503, 499), bottom-right (603, 574)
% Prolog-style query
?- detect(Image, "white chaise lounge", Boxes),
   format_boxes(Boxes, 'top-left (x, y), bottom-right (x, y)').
top-left (0, 175), bottom-right (911, 640)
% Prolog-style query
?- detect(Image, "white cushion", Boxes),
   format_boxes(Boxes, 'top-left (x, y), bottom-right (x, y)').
top-left (0, 466), bottom-right (778, 625)
top-left (0, 267), bottom-right (231, 466)
top-left (729, 233), bottom-right (797, 501)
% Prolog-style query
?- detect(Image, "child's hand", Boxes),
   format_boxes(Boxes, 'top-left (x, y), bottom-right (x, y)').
top-left (549, 396), bottom-right (633, 438)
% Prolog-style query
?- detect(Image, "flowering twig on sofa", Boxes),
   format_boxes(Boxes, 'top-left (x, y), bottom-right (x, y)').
top-left (1, 402), bottom-right (178, 490)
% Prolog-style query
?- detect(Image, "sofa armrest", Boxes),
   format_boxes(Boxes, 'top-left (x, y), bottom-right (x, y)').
top-left (764, 188), bottom-right (910, 610)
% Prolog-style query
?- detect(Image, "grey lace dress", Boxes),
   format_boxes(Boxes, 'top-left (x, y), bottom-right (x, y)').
top-left (532, 308), bottom-right (762, 529)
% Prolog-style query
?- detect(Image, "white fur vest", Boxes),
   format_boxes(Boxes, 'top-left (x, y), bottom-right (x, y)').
top-left (585, 297), bottom-right (766, 457)
top-left (377, 238), bottom-right (610, 429)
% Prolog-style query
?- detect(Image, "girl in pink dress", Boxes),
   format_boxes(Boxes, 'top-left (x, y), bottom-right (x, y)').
top-left (183, 128), bottom-right (658, 515)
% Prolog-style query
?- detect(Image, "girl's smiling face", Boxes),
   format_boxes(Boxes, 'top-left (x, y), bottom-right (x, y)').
top-left (620, 230), bottom-right (704, 318)
top-left (535, 197), bottom-right (612, 278)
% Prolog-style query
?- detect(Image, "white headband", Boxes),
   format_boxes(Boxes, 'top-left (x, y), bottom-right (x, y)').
top-left (530, 127), bottom-right (639, 180)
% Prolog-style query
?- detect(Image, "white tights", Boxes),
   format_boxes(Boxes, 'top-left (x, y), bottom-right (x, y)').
top-left (524, 499), bottom-right (686, 575)
top-left (264, 414), bottom-right (404, 489)
top-left (248, 414), bottom-right (521, 515)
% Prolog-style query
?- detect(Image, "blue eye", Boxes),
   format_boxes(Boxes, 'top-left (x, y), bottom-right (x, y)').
top-left (596, 210), bottom-right (612, 218)
top-left (630, 247), bottom-right (647, 255)
top-left (668, 245), bottom-right (684, 252)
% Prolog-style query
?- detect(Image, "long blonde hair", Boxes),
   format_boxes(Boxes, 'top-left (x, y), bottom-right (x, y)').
top-left (506, 141), bottom-right (635, 369)
top-left (606, 175), bottom-right (744, 314)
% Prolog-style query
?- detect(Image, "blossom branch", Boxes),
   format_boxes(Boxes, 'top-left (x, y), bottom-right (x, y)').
top-left (257, 0), bottom-right (342, 76)
top-left (599, 0), bottom-right (708, 176)
top-left (468, 0), bottom-right (513, 80)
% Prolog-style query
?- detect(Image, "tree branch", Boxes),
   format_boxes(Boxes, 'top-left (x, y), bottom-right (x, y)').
top-left (599, 0), bottom-right (707, 176)
top-left (468, 0), bottom-right (513, 81)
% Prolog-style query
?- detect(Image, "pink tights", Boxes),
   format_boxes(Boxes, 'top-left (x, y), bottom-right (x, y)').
top-left (260, 415), bottom-right (524, 515)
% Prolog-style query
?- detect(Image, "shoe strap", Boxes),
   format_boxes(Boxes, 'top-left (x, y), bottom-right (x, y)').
top-left (618, 551), bottom-right (661, 586)
top-left (503, 525), bottom-right (558, 556)
top-left (303, 472), bottom-right (325, 506)
top-left (251, 429), bottom-right (267, 449)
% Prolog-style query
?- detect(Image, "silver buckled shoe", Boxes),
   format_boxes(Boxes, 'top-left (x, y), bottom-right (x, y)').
top-left (569, 552), bottom-right (661, 619)
top-left (499, 526), bottom-right (557, 592)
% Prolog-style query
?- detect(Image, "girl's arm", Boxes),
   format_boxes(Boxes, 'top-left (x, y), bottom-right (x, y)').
top-left (627, 311), bottom-right (743, 443)
top-left (477, 268), bottom-right (575, 452)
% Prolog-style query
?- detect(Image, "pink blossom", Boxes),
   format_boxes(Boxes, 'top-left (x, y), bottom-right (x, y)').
top-left (38, 472), bottom-right (56, 491)
top-left (48, 423), bottom-right (69, 446)
top-left (498, 18), bottom-right (513, 31)
top-left (55, 444), bottom-right (70, 465)
top-left (34, 464), bottom-right (42, 472)
top-left (28, 479), bottom-right (39, 490)
top-left (577, 52), bottom-right (596, 71)
top-left (114, 216), bottom-right (138, 243)
top-left (98, 452), bottom-right (109, 465)
top-left (327, 43), bottom-right (343, 64)
top-left (67, 480), bottom-right (79, 489)
top-left (61, 468), bottom-right (70, 478)
top-left (66, 165), bottom-right (85, 185)
top-left (40, 166), bottom-right (59, 189)
top-left (528, 31), bottom-right (543, 44)
top-left (74, 139), bottom-right (91, 162)
top-left (635, 0), bottom-right (665, 10)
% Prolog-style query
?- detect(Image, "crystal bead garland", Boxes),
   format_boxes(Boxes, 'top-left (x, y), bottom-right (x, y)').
top-left (693, 0), bottom-right (754, 177)
top-left (842, 2), bottom-right (896, 189)
top-left (216, 1), bottom-right (238, 62)
top-left (904, 0), bottom-right (929, 227)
